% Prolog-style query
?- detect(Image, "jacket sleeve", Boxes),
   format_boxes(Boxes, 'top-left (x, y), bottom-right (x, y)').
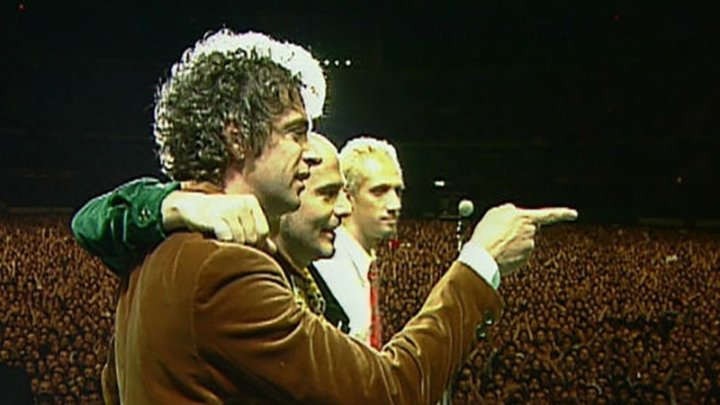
top-left (70, 177), bottom-right (180, 276)
top-left (100, 337), bottom-right (120, 405)
top-left (194, 246), bottom-right (504, 405)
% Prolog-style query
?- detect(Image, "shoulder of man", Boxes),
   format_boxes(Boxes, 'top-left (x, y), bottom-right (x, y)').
top-left (147, 232), bottom-right (287, 293)
top-left (151, 233), bottom-right (296, 335)
top-left (171, 231), bottom-right (280, 270)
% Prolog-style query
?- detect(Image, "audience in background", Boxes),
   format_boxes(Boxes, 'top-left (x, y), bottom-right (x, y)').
top-left (0, 215), bottom-right (114, 404)
top-left (380, 220), bottom-right (720, 404)
top-left (0, 215), bottom-right (718, 403)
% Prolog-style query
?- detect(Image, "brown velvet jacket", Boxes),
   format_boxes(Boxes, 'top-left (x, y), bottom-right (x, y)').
top-left (104, 232), bottom-right (503, 404)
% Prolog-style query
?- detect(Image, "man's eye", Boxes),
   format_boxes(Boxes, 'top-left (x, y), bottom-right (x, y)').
top-left (284, 128), bottom-right (305, 141)
top-left (315, 192), bottom-right (333, 204)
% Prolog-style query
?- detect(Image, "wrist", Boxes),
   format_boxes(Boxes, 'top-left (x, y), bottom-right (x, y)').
top-left (458, 241), bottom-right (501, 290)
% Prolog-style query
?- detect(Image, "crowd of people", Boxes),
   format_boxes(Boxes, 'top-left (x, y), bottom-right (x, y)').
top-left (0, 214), bottom-right (718, 403)
top-left (0, 215), bottom-right (116, 404)
top-left (379, 220), bottom-right (720, 404)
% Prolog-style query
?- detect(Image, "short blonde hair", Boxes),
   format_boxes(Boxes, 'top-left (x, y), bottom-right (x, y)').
top-left (339, 136), bottom-right (402, 194)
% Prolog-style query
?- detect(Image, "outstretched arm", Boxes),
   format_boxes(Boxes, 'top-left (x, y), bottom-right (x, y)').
top-left (197, 203), bottom-right (577, 404)
top-left (197, 244), bottom-right (503, 404)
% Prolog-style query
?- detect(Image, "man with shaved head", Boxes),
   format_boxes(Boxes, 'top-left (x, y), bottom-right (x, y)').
top-left (273, 133), bottom-right (352, 315)
top-left (278, 134), bottom-right (350, 270)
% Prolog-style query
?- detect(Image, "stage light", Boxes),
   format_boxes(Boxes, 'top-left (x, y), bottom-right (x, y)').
top-left (345, 59), bottom-right (352, 67)
top-left (334, 60), bottom-right (340, 66)
top-left (433, 180), bottom-right (446, 188)
top-left (323, 59), bottom-right (330, 66)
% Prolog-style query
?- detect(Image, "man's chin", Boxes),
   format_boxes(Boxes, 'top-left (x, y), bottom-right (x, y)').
top-left (314, 246), bottom-right (335, 260)
top-left (379, 227), bottom-right (398, 240)
top-left (282, 195), bottom-right (302, 212)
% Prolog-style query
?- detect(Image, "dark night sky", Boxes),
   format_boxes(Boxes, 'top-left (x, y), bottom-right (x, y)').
top-left (1, 1), bottom-right (719, 220)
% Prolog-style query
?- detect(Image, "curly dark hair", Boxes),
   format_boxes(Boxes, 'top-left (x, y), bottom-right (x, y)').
top-left (154, 48), bottom-right (304, 184)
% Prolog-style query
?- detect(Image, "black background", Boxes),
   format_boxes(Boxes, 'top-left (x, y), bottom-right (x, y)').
top-left (1, 1), bottom-right (719, 221)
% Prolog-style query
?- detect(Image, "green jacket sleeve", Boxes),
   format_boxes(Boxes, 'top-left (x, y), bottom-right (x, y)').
top-left (71, 177), bottom-right (181, 276)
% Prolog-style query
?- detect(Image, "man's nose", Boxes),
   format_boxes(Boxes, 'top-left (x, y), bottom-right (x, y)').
top-left (302, 148), bottom-right (322, 168)
top-left (334, 189), bottom-right (352, 218)
top-left (386, 189), bottom-right (402, 212)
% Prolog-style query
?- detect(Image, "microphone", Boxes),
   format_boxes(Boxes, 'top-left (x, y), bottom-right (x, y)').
top-left (458, 199), bottom-right (474, 218)
top-left (456, 199), bottom-right (474, 252)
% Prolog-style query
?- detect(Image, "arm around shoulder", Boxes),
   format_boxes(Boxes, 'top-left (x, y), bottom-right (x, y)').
top-left (71, 177), bottom-right (180, 275)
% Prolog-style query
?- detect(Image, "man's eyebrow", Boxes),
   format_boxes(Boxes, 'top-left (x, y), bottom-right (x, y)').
top-left (369, 182), bottom-right (397, 190)
top-left (281, 116), bottom-right (309, 132)
top-left (316, 182), bottom-right (344, 193)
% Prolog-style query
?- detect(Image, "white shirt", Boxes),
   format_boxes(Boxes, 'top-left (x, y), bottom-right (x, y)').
top-left (314, 226), bottom-right (374, 343)
top-left (313, 226), bottom-right (501, 345)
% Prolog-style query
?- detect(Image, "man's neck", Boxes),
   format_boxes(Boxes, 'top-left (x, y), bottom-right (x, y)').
top-left (341, 220), bottom-right (377, 255)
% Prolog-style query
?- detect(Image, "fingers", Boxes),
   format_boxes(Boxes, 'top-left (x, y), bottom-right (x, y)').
top-left (177, 191), bottom-right (270, 247)
top-left (236, 206), bottom-right (257, 244)
top-left (266, 238), bottom-right (277, 253)
top-left (210, 195), bottom-right (268, 245)
top-left (523, 222), bottom-right (537, 234)
top-left (233, 197), bottom-right (268, 245)
top-left (518, 207), bottom-right (578, 226)
top-left (475, 202), bottom-right (574, 277)
top-left (258, 237), bottom-right (278, 254)
top-left (227, 216), bottom-right (248, 243)
top-left (211, 219), bottom-right (235, 242)
top-left (250, 199), bottom-right (269, 243)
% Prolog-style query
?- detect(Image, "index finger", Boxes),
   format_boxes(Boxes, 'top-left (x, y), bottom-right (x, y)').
top-left (519, 207), bottom-right (578, 225)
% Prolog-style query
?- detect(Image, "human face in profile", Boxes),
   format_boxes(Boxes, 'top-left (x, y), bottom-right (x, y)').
top-left (279, 134), bottom-right (351, 265)
top-left (244, 106), bottom-right (313, 217)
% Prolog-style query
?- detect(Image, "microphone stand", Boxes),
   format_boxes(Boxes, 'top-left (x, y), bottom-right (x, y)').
top-left (439, 201), bottom-right (473, 405)
top-left (456, 217), bottom-right (466, 253)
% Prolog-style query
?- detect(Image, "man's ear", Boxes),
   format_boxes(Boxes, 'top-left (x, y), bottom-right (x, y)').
top-left (223, 122), bottom-right (247, 164)
top-left (229, 142), bottom-right (246, 163)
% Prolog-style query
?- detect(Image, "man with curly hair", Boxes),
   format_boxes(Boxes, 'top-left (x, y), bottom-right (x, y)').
top-left (152, 44), bottom-right (312, 214)
top-left (105, 29), bottom-right (321, 403)
top-left (76, 29), bottom-right (577, 404)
